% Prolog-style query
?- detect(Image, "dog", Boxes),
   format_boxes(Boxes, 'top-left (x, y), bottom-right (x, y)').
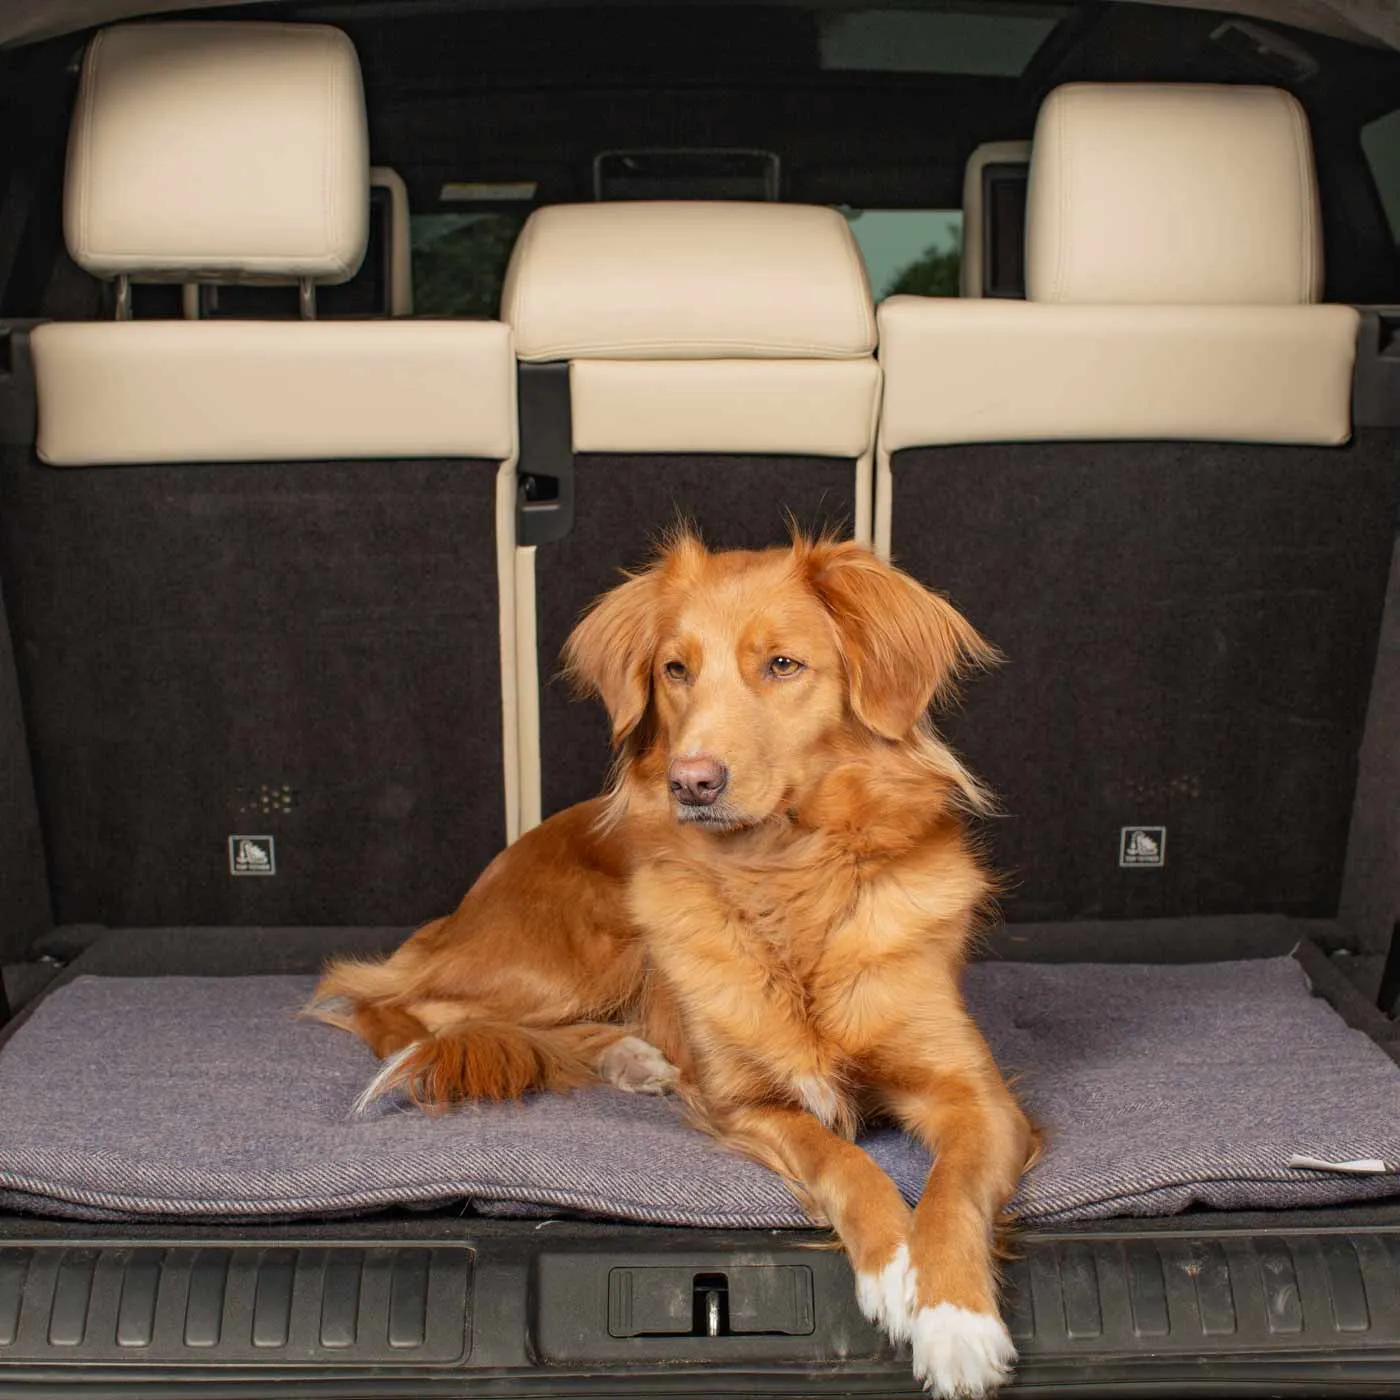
top-left (310, 532), bottom-right (1036, 1398)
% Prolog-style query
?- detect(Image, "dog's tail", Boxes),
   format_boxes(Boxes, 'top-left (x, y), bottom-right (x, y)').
top-left (307, 953), bottom-right (416, 1022)
top-left (349, 1018), bottom-right (601, 1116)
top-left (307, 948), bottom-right (619, 1113)
top-left (304, 954), bottom-right (432, 1058)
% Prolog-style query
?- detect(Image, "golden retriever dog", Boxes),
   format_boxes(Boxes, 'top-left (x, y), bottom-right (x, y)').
top-left (310, 533), bottom-right (1036, 1397)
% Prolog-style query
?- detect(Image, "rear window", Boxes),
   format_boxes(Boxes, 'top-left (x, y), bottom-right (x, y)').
top-left (412, 212), bottom-right (524, 318)
top-left (844, 209), bottom-right (963, 299)
top-left (1362, 107), bottom-right (1400, 246)
top-left (818, 6), bottom-right (1066, 76)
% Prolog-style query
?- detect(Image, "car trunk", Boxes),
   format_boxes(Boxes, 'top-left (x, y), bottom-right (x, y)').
top-left (3, 2), bottom-right (1400, 1395)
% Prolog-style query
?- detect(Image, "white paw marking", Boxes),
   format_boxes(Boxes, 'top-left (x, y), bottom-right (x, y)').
top-left (794, 1073), bottom-right (844, 1129)
top-left (909, 1303), bottom-right (1016, 1398)
top-left (598, 1036), bottom-right (679, 1095)
top-left (352, 1042), bottom-right (420, 1117)
top-left (854, 1243), bottom-right (916, 1343)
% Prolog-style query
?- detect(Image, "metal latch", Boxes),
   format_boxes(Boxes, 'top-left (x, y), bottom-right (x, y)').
top-left (607, 1265), bottom-right (814, 1338)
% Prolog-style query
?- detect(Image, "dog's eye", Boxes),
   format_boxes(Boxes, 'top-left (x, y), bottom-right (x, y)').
top-left (768, 656), bottom-right (804, 677)
top-left (663, 661), bottom-right (688, 682)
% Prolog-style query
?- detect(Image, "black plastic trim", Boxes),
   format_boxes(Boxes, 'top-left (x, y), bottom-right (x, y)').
top-left (0, 324), bottom-right (39, 449)
top-left (592, 148), bottom-right (780, 201)
top-left (979, 158), bottom-right (1029, 299)
top-left (536, 1250), bottom-right (864, 1362)
top-left (2, 1225), bottom-right (1400, 1395)
top-left (1353, 309), bottom-right (1400, 430)
top-left (0, 1242), bottom-right (471, 1368)
top-left (515, 362), bottom-right (575, 547)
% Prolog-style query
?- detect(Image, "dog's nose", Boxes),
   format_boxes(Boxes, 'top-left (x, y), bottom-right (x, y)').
top-left (668, 756), bottom-right (728, 807)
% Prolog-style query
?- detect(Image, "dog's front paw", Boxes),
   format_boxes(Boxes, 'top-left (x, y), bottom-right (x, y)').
top-left (909, 1303), bottom-right (1015, 1398)
top-left (598, 1036), bottom-right (680, 1095)
top-left (854, 1242), bottom-right (916, 1343)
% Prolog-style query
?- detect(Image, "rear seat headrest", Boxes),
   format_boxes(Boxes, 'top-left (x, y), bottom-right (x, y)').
top-left (960, 140), bottom-right (1031, 299)
top-left (1026, 83), bottom-right (1322, 305)
top-left (501, 202), bottom-right (876, 362)
top-left (66, 23), bottom-right (369, 284)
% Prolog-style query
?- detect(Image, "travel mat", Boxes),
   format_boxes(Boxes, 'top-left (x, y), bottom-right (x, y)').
top-left (1, 959), bottom-right (1398, 1225)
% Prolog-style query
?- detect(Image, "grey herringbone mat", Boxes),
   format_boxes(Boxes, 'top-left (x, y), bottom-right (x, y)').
top-left (1, 960), bottom-right (1397, 1224)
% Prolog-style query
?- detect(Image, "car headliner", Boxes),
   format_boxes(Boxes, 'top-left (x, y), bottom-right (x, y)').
top-left (0, 0), bottom-right (1395, 54)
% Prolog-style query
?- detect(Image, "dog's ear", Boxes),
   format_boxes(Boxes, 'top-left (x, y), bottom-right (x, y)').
top-left (804, 539), bottom-right (998, 741)
top-left (563, 567), bottom-right (665, 747)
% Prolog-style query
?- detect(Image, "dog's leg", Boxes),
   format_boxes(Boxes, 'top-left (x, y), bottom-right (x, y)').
top-left (351, 1019), bottom-right (678, 1112)
top-left (595, 1034), bottom-right (680, 1094)
top-left (887, 1069), bottom-right (1034, 1398)
top-left (719, 1104), bottom-right (915, 1341)
top-left (501, 1021), bottom-right (680, 1095)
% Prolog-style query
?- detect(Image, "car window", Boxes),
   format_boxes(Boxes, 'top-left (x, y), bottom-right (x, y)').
top-left (818, 7), bottom-right (1066, 77)
top-left (1362, 107), bottom-right (1400, 245)
top-left (843, 209), bottom-right (963, 299)
top-left (411, 211), bottom-right (525, 317)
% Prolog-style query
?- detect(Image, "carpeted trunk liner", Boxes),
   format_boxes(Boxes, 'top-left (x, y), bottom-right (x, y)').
top-left (0, 959), bottom-right (1398, 1226)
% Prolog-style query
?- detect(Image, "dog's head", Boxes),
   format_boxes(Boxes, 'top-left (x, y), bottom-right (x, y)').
top-left (563, 533), bottom-right (996, 831)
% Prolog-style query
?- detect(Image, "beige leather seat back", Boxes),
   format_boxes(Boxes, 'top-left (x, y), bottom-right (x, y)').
top-left (881, 83), bottom-right (1355, 512)
top-left (500, 200), bottom-right (880, 827)
top-left (15, 23), bottom-right (523, 929)
top-left (34, 23), bottom-right (509, 467)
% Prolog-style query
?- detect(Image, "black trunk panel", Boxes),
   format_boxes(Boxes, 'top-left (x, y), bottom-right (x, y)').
top-left (890, 435), bottom-right (1400, 923)
top-left (0, 442), bottom-right (505, 929)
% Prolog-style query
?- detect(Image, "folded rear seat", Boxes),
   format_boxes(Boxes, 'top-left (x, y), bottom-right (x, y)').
top-left (3, 22), bottom-right (523, 933)
top-left (865, 80), bottom-right (1400, 1214)
top-left (878, 81), bottom-right (1397, 930)
top-left (499, 201), bottom-right (880, 823)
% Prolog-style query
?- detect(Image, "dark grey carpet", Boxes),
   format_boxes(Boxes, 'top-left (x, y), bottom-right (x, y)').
top-left (0, 959), bottom-right (1397, 1225)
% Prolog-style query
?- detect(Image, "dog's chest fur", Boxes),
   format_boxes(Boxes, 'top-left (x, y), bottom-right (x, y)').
top-left (633, 841), bottom-right (916, 1129)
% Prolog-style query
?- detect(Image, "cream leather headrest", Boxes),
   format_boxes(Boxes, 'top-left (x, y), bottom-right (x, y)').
top-left (1026, 83), bottom-right (1323, 305)
top-left (502, 202), bottom-right (876, 361)
top-left (66, 23), bottom-right (369, 284)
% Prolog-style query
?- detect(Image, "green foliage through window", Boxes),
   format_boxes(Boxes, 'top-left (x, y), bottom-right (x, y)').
top-left (842, 210), bottom-right (963, 300)
top-left (883, 242), bottom-right (962, 298)
top-left (412, 212), bottom-right (524, 318)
